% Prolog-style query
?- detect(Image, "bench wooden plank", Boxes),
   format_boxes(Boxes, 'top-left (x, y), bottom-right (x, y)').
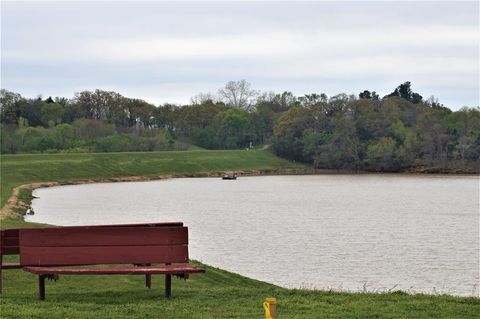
top-left (20, 227), bottom-right (188, 247)
top-left (24, 264), bottom-right (205, 275)
top-left (21, 245), bottom-right (189, 266)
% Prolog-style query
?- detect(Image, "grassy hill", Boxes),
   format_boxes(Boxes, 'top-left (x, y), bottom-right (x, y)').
top-left (0, 150), bottom-right (478, 318)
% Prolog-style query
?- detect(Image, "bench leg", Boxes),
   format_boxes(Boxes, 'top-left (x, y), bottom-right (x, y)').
top-left (0, 254), bottom-right (3, 294)
top-left (145, 274), bottom-right (152, 289)
top-left (145, 263), bottom-right (151, 289)
top-left (39, 275), bottom-right (46, 301)
top-left (165, 274), bottom-right (171, 298)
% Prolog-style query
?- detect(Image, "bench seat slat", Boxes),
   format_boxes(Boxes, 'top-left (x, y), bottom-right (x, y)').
top-left (24, 265), bottom-right (205, 275)
top-left (1, 262), bottom-right (21, 269)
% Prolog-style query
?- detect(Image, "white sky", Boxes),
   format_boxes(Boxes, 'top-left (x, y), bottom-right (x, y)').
top-left (1, 1), bottom-right (479, 109)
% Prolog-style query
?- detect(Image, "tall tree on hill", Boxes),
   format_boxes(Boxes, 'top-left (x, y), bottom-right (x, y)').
top-left (0, 89), bottom-right (23, 125)
top-left (153, 104), bottom-right (178, 133)
top-left (386, 81), bottom-right (423, 104)
top-left (124, 98), bottom-right (156, 129)
top-left (359, 90), bottom-right (379, 100)
top-left (73, 90), bottom-right (126, 125)
top-left (40, 101), bottom-right (65, 127)
top-left (218, 80), bottom-right (258, 111)
top-left (298, 93), bottom-right (327, 107)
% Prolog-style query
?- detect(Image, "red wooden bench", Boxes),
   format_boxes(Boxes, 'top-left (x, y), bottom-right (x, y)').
top-left (19, 225), bottom-right (204, 300)
top-left (0, 222), bottom-right (184, 293)
top-left (0, 222), bottom-right (184, 292)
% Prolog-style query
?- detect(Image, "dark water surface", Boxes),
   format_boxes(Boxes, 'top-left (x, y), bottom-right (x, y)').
top-left (29, 175), bottom-right (479, 296)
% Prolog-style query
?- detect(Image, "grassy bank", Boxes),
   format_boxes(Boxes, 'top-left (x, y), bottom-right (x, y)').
top-left (0, 150), bottom-right (306, 212)
top-left (1, 150), bottom-right (478, 318)
top-left (1, 247), bottom-right (478, 319)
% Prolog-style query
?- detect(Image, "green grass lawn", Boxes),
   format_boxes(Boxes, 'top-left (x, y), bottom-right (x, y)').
top-left (0, 150), bottom-right (479, 318)
top-left (1, 254), bottom-right (478, 319)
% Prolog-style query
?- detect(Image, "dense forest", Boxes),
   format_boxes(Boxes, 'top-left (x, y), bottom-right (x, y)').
top-left (1, 81), bottom-right (479, 172)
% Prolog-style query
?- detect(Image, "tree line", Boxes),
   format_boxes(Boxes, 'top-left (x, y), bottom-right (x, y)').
top-left (1, 81), bottom-right (478, 172)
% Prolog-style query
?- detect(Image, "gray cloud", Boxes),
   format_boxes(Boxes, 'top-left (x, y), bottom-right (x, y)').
top-left (1, 1), bottom-right (478, 109)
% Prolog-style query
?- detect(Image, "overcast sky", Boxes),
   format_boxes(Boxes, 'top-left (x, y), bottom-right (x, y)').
top-left (1, 1), bottom-right (479, 109)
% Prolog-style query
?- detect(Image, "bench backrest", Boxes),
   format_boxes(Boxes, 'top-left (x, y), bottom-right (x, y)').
top-left (0, 222), bottom-right (183, 256)
top-left (19, 226), bottom-right (189, 266)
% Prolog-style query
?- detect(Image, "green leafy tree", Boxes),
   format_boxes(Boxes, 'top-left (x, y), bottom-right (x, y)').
top-left (365, 137), bottom-right (398, 171)
top-left (298, 93), bottom-right (327, 107)
top-left (386, 81), bottom-right (423, 104)
top-left (53, 124), bottom-right (76, 149)
top-left (217, 108), bottom-right (249, 148)
top-left (153, 104), bottom-right (178, 133)
top-left (73, 118), bottom-right (115, 140)
top-left (0, 89), bottom-right (23, 125)
top-left (273, 107), bottom-right (309, 160)
top-left (314, 116), bottom-right (361, 169)
top-left (40, 102), bottom-right (65, 127)
top-left (0, 123), bottom-right (18, 153)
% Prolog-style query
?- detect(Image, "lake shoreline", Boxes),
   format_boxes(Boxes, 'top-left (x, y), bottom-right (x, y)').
top-left (2, 166), bottom-right (478, 219)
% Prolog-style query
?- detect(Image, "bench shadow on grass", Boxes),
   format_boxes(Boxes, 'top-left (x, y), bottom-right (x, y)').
top-left (46, 290), bottom-right (176, 304)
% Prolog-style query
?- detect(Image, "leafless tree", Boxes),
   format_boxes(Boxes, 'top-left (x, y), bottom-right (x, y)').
top-left (218, 79), bottom-right (258, 111)
top-left (190, 92), bottom-right (218, 105)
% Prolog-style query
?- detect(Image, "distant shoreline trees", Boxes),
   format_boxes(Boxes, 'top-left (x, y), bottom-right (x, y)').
top-left (1, 81), bottom-right (478, 172)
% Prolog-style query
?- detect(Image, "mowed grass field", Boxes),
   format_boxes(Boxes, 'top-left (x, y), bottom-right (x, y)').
top-left (1, 253), bottom-right (478, 319)
top-left (1, 150), bottom-right (479, 318)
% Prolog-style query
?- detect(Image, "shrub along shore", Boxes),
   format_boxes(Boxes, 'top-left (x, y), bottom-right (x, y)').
top-left (0, 150), bottom-right (478, 318)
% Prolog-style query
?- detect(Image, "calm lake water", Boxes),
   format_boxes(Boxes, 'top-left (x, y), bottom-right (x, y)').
top-left (28, 175), bottom-right (479, 296)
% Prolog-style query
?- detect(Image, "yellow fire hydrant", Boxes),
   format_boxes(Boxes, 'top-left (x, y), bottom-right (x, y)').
top-left (263, 297), bottom-right (277, 319)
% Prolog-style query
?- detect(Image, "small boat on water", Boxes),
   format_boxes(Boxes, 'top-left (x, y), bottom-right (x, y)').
top-left (222, 173), bottom-right (237, 180)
